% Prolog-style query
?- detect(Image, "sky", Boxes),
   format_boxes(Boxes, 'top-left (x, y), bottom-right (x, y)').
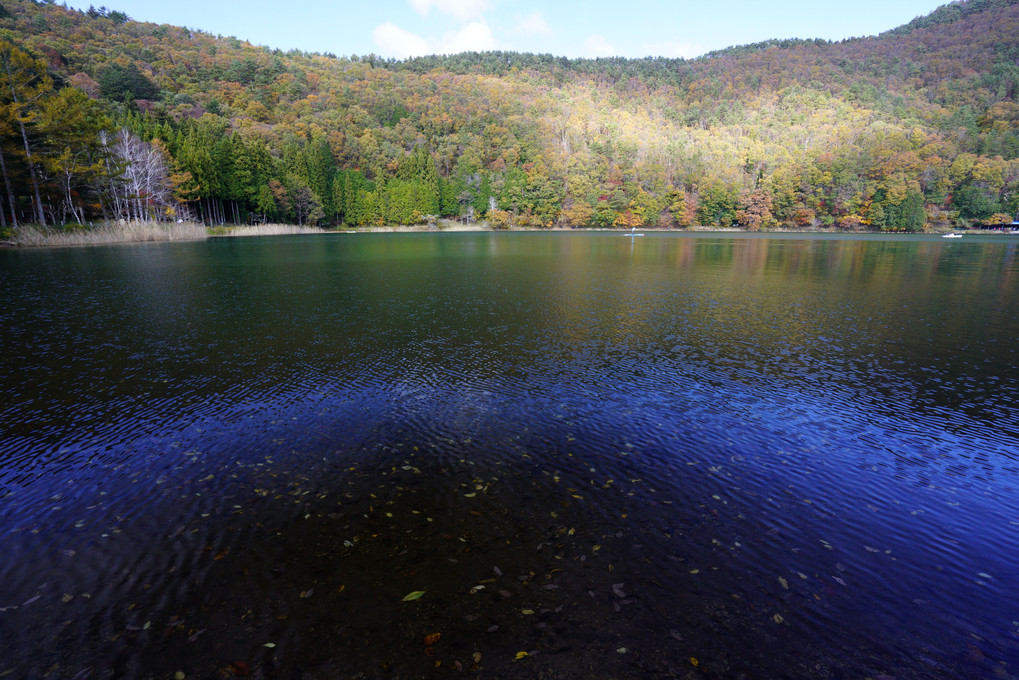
top-left (63, 0), bottom-right (950, 60)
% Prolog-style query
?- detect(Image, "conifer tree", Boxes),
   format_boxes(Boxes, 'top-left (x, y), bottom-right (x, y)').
top-left (0, 39), bottom-right (51, 225)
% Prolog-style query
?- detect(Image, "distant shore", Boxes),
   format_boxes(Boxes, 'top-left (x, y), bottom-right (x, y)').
top-left (2, 219), bottom-right (1012, 248)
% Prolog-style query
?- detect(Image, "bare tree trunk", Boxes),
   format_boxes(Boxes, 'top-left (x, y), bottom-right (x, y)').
top-left (1, 51), bottom-right (45, 225)
top-left (99, 132), bottom-right (123, 219)
top-left (19, 118), bottom-right (45, 224)
top-left (0, 144), bottom-right (15, 228)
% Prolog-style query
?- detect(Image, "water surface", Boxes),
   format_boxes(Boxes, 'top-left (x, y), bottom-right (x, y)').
top-left (1, 232), bottom-right (1017, 679)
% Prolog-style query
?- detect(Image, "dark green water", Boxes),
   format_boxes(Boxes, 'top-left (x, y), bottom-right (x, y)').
top-left (1, 232), bottom-right (1017, 679)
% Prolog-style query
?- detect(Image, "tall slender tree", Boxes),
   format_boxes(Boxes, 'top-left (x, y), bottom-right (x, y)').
top-left (0, 39), bottom-right (52, 225)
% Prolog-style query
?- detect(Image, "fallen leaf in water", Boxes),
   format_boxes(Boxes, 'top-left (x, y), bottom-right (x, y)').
top-left (773, 614), bottom-right (784, 623)
top-left (228, 661), bottom-right (250, 676)
top-left (690, 657), bottom-right (699, 666)
top-left (424, 632), bottom-right (441, 646)
top-left (521, 609), bottom-right (535, 615)
top-left (514, 651), bottom-right (529, 661)
top-left (300, 589), bottom-right (314, 599)
top-left (263, 643), bottom-right (275, 648)
top-left (778, 577), bottom-right (789, 590)
top-left (402, 591), bottom-right (426, 601)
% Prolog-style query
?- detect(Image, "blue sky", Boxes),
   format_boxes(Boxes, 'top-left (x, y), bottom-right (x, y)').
top-left (65, 0), bottom-right (948, 60)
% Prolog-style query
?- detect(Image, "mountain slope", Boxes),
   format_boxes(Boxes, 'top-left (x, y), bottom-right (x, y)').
top-left (0, 0), bottom-right (1017, 231)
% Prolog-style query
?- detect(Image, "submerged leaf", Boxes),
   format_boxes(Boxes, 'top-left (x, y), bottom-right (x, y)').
top-left (402, 590), bottom-right (426, 601)
top-left (229, 661), bottom-right (250, 676)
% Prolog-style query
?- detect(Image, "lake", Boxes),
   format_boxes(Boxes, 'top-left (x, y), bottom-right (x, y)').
top-left (1, 232), bottom-right (1017, 680)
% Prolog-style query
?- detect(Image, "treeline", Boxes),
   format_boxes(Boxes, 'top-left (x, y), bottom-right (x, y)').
top-left (0, 36), bottom-right (491, 229)
top-left (120, 112), bottom-right (499, 227)
top-left (1, 0), bottom-right (1019, 233)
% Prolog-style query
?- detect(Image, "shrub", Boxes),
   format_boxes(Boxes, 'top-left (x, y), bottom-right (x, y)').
top-left (837, 214), bottom-right (864, 229)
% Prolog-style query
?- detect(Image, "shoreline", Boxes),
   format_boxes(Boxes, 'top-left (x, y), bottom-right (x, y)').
top-left (3, 220), bottom-right (1014, 249)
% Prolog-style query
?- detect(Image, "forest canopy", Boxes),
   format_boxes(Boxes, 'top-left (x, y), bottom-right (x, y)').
top-left (1, 0), bottom-right (1018, 232)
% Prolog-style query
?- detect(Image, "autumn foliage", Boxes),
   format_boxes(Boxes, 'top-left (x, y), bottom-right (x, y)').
top-left (1, 0), bottom-right (1018, 232)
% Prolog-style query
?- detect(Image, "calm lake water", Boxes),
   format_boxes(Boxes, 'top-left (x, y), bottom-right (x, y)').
top-left (1, 232), bottom-right (1018, 680)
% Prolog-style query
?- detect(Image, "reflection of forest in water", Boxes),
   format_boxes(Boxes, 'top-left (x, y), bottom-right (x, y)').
top-left (548, 234), bottom-right (1019, 419)
top-left (1, 233), bottom-right (1018, 679)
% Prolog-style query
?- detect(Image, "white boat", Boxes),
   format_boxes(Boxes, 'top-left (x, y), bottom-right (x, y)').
top-left (942, 233), bottom-right (962, 238)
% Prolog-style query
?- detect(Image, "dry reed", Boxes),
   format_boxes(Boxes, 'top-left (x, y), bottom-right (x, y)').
top-left (8, 221), bottom-right (207, 247)
top-left (4, 221), bottom-right (335, 247)
top-left (210, 224), bottom-right (326, 237)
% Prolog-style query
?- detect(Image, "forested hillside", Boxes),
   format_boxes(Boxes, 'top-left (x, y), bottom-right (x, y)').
top-left (1, 0), bottom-right (1018, 232)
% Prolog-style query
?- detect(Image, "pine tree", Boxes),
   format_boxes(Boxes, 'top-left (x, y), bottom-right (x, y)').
top-left (0, 39), bottom-right (52, 225)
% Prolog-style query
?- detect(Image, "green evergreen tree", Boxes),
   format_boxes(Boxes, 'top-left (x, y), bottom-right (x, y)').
top-left (889, 191), bottom-right (926, 231)
top-left (305, 136), bottom-right (335, 221)
top-left (473, 173), bottom-right (492, 216)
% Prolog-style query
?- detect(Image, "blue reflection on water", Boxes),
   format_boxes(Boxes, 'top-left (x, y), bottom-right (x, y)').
top-left (1, 233), bottom-right (1017, 678)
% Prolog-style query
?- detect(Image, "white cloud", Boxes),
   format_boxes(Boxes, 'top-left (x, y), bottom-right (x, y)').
top-left (513, 11), bottom-right (553, 37)
top-left (372, 21), bottom-right (430, 59)
top-left (583, 34), bottom-right (617, 58)
top-left (640, 40), bottom-right (704, 59)
top-left (443, 20), bottom-right (497, 53)
top-left (372, 19), bottom-right (496, 58)
top-left (409, 0), bottom-right (490, 21)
